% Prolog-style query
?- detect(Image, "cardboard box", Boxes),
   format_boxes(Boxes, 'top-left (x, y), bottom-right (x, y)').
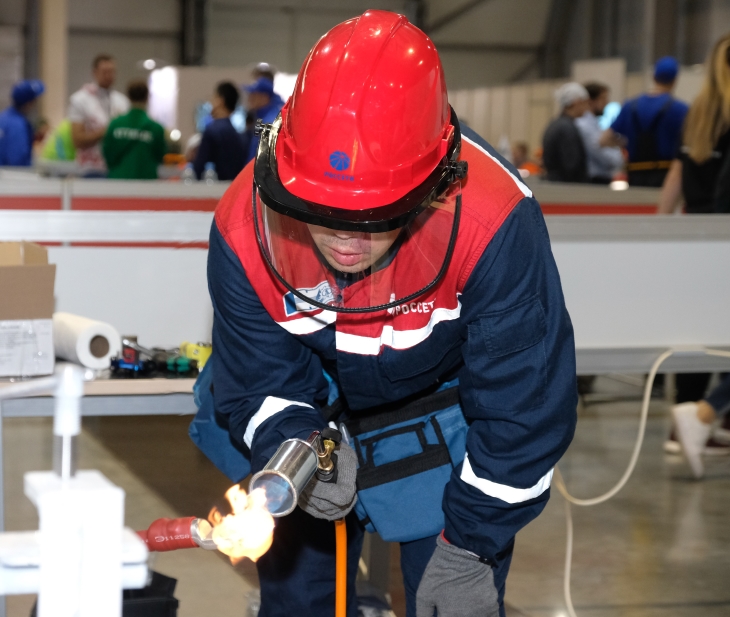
top-left (0, 242), bottom-right (55, 376)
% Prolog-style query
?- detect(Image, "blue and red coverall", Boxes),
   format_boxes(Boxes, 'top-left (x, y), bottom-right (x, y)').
top-left (208, 125), bottom-right (577, 617)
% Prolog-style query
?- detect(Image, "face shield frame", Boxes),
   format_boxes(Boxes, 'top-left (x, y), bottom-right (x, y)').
top-left (251, 108), bottom-right (468, 314)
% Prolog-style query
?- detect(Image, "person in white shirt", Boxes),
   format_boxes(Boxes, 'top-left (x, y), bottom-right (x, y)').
top-left (575, 82), bottom-right (624, 184)
top-left (68, 54), bottom-right (130, 173)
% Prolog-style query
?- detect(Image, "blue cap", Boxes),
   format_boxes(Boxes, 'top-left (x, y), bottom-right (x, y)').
top-left (654, 56), bottom-right (679, 84)
top-left (12, 79), bottom-right (44, 106)
top-left (244, 77), bottom-right (274, 97)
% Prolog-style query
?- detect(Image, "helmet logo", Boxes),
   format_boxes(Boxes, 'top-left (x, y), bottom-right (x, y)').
top-left (329, 151), bottom-right (350, 171)
top-left (325, 150), bottom-right (355, 182)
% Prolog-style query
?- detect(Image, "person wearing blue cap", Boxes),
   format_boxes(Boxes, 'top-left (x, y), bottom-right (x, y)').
top-left (243, 77), bottom-right (284, 163)
top-left (602, 56), bottom-right (689, 187)
top-left (0, 79), bottom-right (45, 166)
top-left (193, 81), bottom-right (248, 181)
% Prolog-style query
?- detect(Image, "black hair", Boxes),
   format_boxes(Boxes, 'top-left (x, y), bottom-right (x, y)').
top-left (127, 80), bottom-right (149, 103)
top-left (216, 81), bottom-right (240, 112)
top-left (583, 82), bottom-right (609, 101)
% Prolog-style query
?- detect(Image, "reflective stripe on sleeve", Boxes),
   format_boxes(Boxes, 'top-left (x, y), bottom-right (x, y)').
top-left (460, 453), bottom-right (553, 504)
top-left (276, 310), bottom-right (337, 335)
top-left (243, 396), bottom-right (314, 448)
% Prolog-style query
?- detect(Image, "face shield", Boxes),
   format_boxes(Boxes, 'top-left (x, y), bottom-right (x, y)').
top-left (252, 113), bottom-right (467, 314)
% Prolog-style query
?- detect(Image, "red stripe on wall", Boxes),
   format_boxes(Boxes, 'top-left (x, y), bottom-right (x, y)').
top-left (70, 242), bottom-right (209, 249)
top-left (72, 198), bottom-right (219, 211)
top-left (0, 197), bottom-right (62, 210)
top-left (541, 204), bottom-right (658, 215)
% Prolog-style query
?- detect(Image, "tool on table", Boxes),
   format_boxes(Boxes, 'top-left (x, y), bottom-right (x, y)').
top-left (110, 337), bottom-right (199, 377)
top-left (179, 342), bottom-right (212, 369)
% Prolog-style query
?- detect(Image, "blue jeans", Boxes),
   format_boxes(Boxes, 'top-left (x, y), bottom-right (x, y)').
top-left (706, 374), bottom-right (730, 416)
top-left (256, 507), bottom-right (438, 617)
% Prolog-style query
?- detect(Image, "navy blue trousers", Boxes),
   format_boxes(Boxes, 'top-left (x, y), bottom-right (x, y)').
top-left (256, 507), bottom-right (438, 617)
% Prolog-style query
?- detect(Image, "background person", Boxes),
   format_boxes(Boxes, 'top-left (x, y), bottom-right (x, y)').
top-left (193, 81), bottom-right (246, 181)
top-left (659, 35), bottom-right (730, 214)
top-left (0, 79), bottom-right (45, 166)
top-left (102, 80), bottom-right (166, 180)
top-left (68, 54), bottom-right (130, 174)
top-left (673, 374), bottom-right (730, 478)
top-left (208, 11), bottom-right (576, 617)
top-left (542, 82), bottom-right (590, 182)
top-left (658, 34), bottom-right (730, 458)
top-left (575, 82), bottom-right (624, 184)
top-left (41, 119), bottom-right (77, 162)
top-left (511, 141), bottom-right (542, 177)
top-left (243, 77), bottom-right (284, 163)
top-left (603, 56), bottom-right (689, 187)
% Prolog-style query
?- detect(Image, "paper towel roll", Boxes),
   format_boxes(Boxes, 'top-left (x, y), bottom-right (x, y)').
top-left (53, 312), bottom-right (121, 370)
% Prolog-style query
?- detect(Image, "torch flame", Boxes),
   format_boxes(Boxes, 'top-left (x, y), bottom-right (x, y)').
top-left (207, 485), bottom-right (275, 564)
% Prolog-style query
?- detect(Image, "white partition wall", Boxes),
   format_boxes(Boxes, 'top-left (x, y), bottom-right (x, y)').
top-left (2, 208), bottom-right (730, 373)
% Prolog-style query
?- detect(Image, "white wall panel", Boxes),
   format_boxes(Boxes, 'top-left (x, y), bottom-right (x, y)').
top-left (488, 86), bottom-right (508, 146)
top-left (508, 85), bottom-right (528, 144)
top-left (469, 87), bottom-right (490, 139)
top-left (48, 247), bottom-right (212, 349)
top-left (553, 241), bottom-right (730, 349)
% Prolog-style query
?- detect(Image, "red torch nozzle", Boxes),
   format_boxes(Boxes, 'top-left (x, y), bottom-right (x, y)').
top-left (137, 517), bottom-right (201, 552)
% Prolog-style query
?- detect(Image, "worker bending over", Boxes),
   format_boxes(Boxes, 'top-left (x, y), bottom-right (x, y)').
top-left (208, 11), bottom-right (577, 617)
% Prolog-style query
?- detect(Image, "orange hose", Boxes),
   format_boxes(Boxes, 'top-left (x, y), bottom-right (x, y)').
top-left (334, 518), bottom-right (347, 617)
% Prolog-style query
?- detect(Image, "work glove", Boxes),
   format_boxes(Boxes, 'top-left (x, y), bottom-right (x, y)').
top-left (416, 535), bottom-right (499, 617)
top-left (298, 440), bottom-right (358, 521)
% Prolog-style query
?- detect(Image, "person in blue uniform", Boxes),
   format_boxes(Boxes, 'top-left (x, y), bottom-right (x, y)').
top-left (201, 11), bottom-right (577, 617)
top-left (193, 82), bottom-right (246, 181)
top-left (243, 77), bottom-right (284, 164)
top-left (603, 56), bottom-right (689, 187)
top-left (0, 79), bottom-right (45, 166)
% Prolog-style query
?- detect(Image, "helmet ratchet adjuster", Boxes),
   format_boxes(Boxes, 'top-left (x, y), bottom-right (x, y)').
top-left (451, 160), bottom-right (468, 181)
top-left (254, 120), bottom-right (270, 136)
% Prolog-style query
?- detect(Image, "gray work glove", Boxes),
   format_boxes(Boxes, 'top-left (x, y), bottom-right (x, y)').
top-left (416, 535), bottom-right (499, 617)
top-left (298, 441), bottom-right (358, 521)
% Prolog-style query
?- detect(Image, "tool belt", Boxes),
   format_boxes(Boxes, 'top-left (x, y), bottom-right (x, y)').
top-left (340, 383), bottom-right (468, 542)
top-left (189, 362), bottom-right (251, 483)
top-left (626, 160), bottom-right (672, 171)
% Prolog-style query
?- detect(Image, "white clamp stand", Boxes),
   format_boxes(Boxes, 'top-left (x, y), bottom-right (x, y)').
top-left (0, 364), bottom-right (148, 617)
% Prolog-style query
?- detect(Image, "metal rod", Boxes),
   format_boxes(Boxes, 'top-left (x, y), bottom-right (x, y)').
top-left (0, 400), bottom-right (6, 617)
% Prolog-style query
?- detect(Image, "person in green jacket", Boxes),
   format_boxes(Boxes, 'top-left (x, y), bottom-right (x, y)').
top-left (103, 80), bottom-right (166, 179)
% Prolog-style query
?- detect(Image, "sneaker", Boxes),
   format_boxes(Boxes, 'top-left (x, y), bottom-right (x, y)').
top-left (672, 402), bottom-right (712, 478)
top-left (664, 428), bottom-right (730, 456)
top-left (713, 415), bottom-right (730, 444)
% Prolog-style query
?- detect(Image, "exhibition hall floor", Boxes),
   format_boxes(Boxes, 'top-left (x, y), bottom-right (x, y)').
top-left (3, 376), bottom-right (729, 617)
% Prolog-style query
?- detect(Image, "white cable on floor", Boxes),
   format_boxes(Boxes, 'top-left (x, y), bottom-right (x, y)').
top-left (554, 347), bottom-right (730, 617)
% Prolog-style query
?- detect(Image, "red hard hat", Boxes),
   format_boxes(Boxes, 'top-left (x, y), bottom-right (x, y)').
top-left (252, 10), bottom-right (467, 314)
top-left (254, 9), bottom-right (465, 231)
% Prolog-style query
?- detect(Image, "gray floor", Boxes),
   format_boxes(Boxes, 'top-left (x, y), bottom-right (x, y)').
top-left (3, 376), bottom-right (730, 617)
top-left (506, 377), bottom-right (730, 617)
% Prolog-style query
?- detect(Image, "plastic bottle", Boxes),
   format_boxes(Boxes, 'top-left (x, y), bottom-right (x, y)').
top-left (181, 163), bottom-right (196, 185)
top-left (203, 162), bottom-right (218, 185)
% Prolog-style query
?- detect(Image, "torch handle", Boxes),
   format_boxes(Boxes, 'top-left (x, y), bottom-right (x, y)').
top-left (137, 517), bottom-right (200, 551)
